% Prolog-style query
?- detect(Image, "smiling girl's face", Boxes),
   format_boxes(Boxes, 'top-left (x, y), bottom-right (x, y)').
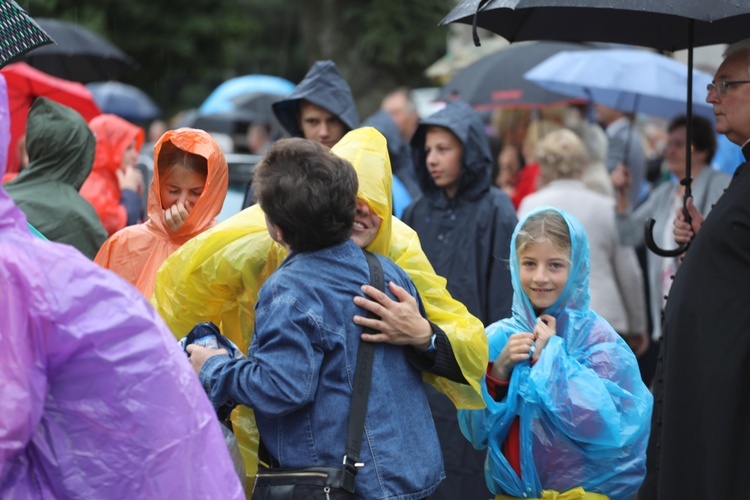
top-left (518, 239), bottom-right (570, 311)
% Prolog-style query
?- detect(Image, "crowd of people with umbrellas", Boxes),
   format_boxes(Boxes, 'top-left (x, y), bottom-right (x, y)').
top-left (3, 0), bottom-right (750, 498)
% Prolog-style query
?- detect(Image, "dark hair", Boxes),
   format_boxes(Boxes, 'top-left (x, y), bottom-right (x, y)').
top-left (254, 138), bottom-right (358, 253)
top-left (157, 140), bottom-right (208, 178)
top-left (667, 115), bottom-right (717, 163)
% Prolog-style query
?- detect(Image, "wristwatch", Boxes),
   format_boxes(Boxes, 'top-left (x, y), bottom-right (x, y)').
top-left (421, 332), bottom-right (437, 353)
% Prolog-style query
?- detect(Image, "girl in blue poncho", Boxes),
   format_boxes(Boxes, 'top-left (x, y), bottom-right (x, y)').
top-left (459, 207), bottom-right (652, 500)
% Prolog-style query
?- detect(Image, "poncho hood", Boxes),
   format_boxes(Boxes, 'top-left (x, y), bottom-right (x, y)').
top-left (7, 97), bottom-right (95, 191)
top-left (79, 114), bottom-right (145, 235)
top-left (272, 60), bottom-right (359, 138)
top-left (89, 114), bottom-right (144, 176)
top-left (331, 127), bottom-right (392, 257)
top-left (411, 100), bottom-right (492, 204)
top-left (509, 206), bottom-right (591, 335)
top-left (149, 127), bottom-right (228, 240)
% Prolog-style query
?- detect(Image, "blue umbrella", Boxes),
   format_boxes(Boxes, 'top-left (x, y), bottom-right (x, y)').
top-left (199, 74), bottom-right (295, 115)
top-left (87, 81), bottom-right (160, 122)
top-left (524, 48), bottom-right (714, 120)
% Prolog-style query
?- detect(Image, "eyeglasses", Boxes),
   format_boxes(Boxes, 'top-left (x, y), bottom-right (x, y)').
top-left (706, 80), bottom-right (750, 95)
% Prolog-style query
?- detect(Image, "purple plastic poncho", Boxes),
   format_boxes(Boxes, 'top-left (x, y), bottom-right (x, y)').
top-left (0, 77), bottom-right (243, 499)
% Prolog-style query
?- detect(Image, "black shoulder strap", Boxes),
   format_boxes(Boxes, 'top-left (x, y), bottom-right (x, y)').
top-left (257, 250), bottom-right (385, 479)
top-left (343, 250), bottom-right (384, 471)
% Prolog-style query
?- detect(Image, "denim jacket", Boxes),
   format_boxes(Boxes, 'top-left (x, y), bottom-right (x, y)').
top-left (201, 239), bottom-right (444, 499)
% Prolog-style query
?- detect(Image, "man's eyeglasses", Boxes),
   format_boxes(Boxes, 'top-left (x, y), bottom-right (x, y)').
top-left (706, 80), bottom-right (750, 95)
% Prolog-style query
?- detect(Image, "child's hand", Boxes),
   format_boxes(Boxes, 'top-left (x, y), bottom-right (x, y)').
top-left (163, 200), bottom-right (192, 232)
top-left (117, 165), bottom-right (144, 194)
top-left (491, 332), bottom-right (535, 381)
top-left (531, 315), bottom-right (556, 361)
top-left (186, 344), bottom-right (228, 375)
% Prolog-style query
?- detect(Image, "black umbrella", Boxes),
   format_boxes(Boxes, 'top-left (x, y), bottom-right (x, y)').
top-left (15, 18), bottom-right (135, 83)
top-left (231, 91), bottom-right (287, 136)
top-left (442, 0), bottom-right (750, 51)
top-left (439, 40), bottom-right (604, 110)
top-left (0, 0), bottom-right (52, 68)
top-left (442, 0), bottom-right (750, 256)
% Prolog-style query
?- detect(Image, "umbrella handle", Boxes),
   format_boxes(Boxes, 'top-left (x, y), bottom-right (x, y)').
top-left (644, 175), bottom-right (694, 257)
top-left (644, 218), bottom-right (691, 257)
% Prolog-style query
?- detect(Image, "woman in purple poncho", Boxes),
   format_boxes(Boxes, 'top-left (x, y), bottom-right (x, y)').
top-left (0, 73), bottom-right (243, 500)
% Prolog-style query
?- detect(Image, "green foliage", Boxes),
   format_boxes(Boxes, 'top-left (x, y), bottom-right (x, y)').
top-left (343, 0), bottom-right (452, 74)
top-left (23, 0), bottom-right (450, 120)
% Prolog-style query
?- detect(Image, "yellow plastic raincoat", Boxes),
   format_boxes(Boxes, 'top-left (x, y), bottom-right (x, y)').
top-left (95, 128), bottom-right (228, 298)
top-left (151, 127), bottom-right (487, 482)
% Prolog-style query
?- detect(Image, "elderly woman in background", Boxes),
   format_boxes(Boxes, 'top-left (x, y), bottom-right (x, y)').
top-left (519, 129), bottom-right (648, 354)
top-left (613, 115), bottom-right (730, 384)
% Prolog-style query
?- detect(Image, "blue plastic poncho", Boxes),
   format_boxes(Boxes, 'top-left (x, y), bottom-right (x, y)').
top-left (0, 92), bottom-right (243, 496)
top-left (459, 207), bottom-right (652, 500)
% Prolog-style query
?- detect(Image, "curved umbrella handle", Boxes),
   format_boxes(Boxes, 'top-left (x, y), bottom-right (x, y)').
top-left (644, 218), bottom-right (690, 257)
top-left (644, 175), bottom-right (694, 257)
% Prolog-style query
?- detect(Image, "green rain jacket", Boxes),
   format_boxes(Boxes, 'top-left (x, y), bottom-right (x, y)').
top-left (5, 98), bottom-right (106, 258)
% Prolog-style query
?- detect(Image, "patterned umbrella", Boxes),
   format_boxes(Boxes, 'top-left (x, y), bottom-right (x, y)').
top-left (0, 0), bottom-right (52, 68)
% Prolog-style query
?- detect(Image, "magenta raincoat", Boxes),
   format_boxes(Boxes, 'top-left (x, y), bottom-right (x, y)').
top-left (0, 79), bottom-right (242, 499)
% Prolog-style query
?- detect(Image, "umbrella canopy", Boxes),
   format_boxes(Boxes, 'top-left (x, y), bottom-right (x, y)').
top-left (0, 62), bottom-right (101, 176)
top-left (439, 40), bottom-right (604, 109)
top-left (442, 0), bottom-right (750, 256)
top-left (0, 0), bottom-right (53, 67)
top-left (524, 49), bottom-right (714, 120)
top-left (17, 18), bottom-right (135, 83)
top-left (199, 74), bottom-right (295, 115)
top-left (425, 36), bottom-right (509, 84)
top-left (87, 81), bottom-right (160, 123)
top-left (441, 0), bottom-right (750, 50)
top-left (229, 92), bottom-right (286, 137)
top-left (232, 91), bottom-right (284, 119)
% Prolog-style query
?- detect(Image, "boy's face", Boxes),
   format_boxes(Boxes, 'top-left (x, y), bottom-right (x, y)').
top-left (298, 101), bottom-right (346, 149)
top-left (424, 127), bottom-right (462, 198)
top-left (518, 240), bottom-right (570, 311)
top-left (350, 198), bottom-right (381, 249)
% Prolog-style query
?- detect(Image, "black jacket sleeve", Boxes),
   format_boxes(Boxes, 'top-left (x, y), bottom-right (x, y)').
top-left (406, 323), bottom-right (467, 384)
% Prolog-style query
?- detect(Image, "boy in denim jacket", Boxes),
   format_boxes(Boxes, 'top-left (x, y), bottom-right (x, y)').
top-left (188, 138), bottom-right (444, 499)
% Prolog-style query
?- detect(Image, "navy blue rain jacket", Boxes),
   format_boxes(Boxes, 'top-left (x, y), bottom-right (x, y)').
top-left (403, 100), bottom-right (516, 327)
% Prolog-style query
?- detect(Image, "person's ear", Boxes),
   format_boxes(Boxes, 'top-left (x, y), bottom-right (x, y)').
top-left (273, 224), bottom-right (286, 246)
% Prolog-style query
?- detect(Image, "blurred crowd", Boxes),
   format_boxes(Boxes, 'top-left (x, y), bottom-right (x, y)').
top-left (4, 31), bottom-right (750, 500)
